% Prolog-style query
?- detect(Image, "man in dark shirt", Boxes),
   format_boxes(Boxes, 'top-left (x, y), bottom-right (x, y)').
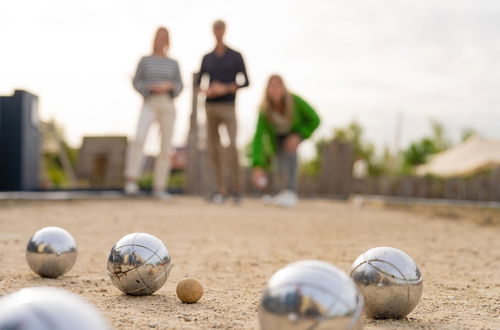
top-left (197, 20), bottom-right (249, 203)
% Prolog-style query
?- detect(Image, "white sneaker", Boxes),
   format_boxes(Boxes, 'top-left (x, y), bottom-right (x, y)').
top-left (152, 190), bottom-right (172, 202)
top-left (274, 189), bottom-right (298, 208)
top-left (124, 182), bottom-right (139, 196)
top-left (271, 190), bottom-right (288, 205)
top-left (208, 192), bottom-right (225, 204)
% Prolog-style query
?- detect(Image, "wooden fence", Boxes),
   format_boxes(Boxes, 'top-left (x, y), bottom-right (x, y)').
top-left (296, 140), bottom-right (500, 202)
top-left (186, 130), bottom-right (500, 201)
top-left (350, 173), bottom-right (500, 201)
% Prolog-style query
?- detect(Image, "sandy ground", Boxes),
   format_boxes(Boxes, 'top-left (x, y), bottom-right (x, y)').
top-left (0, 197), bottom-right (498, 329)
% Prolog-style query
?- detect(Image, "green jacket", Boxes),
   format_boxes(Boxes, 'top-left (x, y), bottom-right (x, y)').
top-left (251, 93), bottom-right (320, 168)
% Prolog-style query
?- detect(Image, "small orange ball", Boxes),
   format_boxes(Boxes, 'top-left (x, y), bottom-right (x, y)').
top-left (176, 277), bottom-right (204, 303)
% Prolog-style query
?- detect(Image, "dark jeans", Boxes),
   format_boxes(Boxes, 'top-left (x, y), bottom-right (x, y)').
top-left (275, 134), bottom-right (298, 191)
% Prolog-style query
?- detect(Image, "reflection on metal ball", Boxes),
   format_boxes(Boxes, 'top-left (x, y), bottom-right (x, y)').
top-left (259, 260), bottom-right (364, 330)
top-left (0, 287), bottom-right (109, 330)
top-left (350, 247), bottom-right (423, 319)
top-left (107, 232), bottom-right (171, 295)
top-left (26, 226), bottom-right (77, 278)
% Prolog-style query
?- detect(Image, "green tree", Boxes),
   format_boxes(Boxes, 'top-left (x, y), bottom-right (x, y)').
top-left (461, 127), bottom-right (476, 142)
top-left (333, 121), bottom-right (383, 176)
top-left (300, 138), bottom-right (328, 176)
top-left (301, 120), bottom-right (391, 177)
top-left (41, 120), bottom-right (78, 188)
top-left (400, 119), bottom-right (450, 174)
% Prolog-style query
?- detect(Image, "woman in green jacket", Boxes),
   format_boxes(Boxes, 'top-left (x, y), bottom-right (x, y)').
top-left (251, 74), bottom-right (320, 207)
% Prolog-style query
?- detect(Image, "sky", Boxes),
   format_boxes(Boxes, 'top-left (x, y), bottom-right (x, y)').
top-left (1, 0), bottom-right (499, 161)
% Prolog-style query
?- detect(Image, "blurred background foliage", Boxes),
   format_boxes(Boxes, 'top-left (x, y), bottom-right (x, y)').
top-left (300, 119), bottom-right (477, 178)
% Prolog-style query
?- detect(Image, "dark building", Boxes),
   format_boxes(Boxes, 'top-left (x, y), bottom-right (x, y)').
top-left (0, 90), bottom-right (40, 191)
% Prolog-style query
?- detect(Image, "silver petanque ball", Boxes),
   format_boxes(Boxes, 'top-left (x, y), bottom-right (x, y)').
top-left (259, 260), bottom-right (364, 330)
top-left (350, 247), bottom-right (423, 319)
top-left (107, 232), bottom-right (172, 296)
top-left (0, 287), bottom-right (109, 330)
top-left (26, 226), bottom-right (77, 278)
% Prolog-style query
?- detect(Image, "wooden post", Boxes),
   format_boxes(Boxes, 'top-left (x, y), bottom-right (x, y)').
top-left (319, 140), bottom-right (353, 198)
top-left (185, 73), bottom-right (201, 194)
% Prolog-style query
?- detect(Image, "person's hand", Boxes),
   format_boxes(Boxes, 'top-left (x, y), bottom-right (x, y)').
top-left (284, 134), bottom-right (301, 154)
top-left (252, 167), bottom-right (268, 190)
top-left (205, 82), bottom-right (236, 98)
top-left (206, 82), bottom-right (226, 98)
top-left (226, 83), bottom-right (238, 94)
top-left (150, 82), bottom-right (174, 93)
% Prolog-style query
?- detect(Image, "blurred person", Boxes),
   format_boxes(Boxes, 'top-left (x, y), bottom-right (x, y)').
top-left (197, 20), bottom-right (250, 204)
top-left (124, 27), bottom-right (183, 200)
top-left (251, 75), bottom-right (320, 207)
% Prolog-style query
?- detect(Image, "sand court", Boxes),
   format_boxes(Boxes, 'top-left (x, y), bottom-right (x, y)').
top-left (0, 197), bottom-right (498, 329)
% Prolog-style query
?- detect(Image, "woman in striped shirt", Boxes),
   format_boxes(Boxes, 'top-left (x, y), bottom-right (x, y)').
top-left (124, 27), bottom-right (183, 200)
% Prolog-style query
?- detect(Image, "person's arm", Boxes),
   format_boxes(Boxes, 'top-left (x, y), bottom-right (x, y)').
top-left (293, 94), bottom-right (321, 139)
top-left (222, 52), bottom-right (249, 95)
top-left (251, 112), bottom-right (268, 167)
top-left (132, 58), bottom-right (149, 96)
top-left (236, 52), bottom-right (249, 89)
top-left (172, 60), bottom-right (183, 97)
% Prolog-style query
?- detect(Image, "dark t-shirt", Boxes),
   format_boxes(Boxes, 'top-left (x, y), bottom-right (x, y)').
top-left (197, 46), bottom-right (249, 103)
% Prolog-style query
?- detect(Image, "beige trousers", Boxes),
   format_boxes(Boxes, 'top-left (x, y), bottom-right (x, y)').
top-left (205, 102), bottom-right (241, 194)
top-left (124, 94), bottom-right (176, 192)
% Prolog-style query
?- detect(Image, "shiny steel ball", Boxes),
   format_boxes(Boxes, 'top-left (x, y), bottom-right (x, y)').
top-left (259, 260), bottom-right (364, 330)
top-left (107, 232), bottom-right (171, 295)
top-left (26, 226), bottom-right (77, 278)
top-left (0, 287), bottom-right (109, 330)
top-left (350, 247), bottom-right (423, 319)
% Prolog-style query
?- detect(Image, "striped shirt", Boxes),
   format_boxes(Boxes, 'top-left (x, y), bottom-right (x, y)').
top-left (133, 55), bottom-right (183, 98)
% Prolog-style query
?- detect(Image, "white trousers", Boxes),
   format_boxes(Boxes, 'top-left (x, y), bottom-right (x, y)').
top-left (124, 94), bottom-right (176, 192)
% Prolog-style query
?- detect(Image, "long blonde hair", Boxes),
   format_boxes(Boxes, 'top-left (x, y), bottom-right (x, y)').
top-left (260, 75), bottom-right (294, 132)
top-left (152, 27), bottom-right (170, 55)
